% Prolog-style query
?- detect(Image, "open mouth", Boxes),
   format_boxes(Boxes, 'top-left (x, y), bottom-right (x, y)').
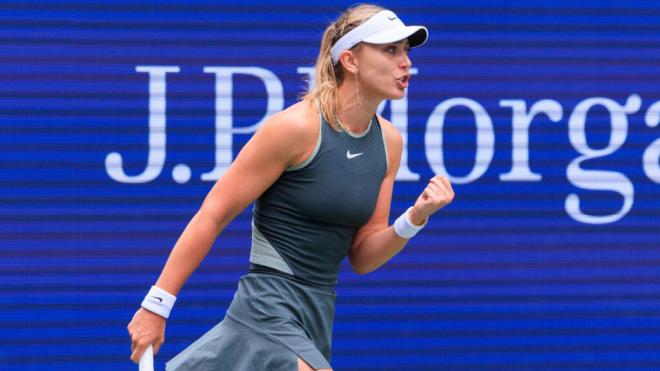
top-left (396, 74), bottom-right (410, 88)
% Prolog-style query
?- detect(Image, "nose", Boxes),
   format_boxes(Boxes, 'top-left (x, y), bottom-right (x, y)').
top-left (400, 53), bottom-right (411, 71)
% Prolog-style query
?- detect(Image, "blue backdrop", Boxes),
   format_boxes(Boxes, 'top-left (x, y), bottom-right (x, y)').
top-left (2, 0), bottom-right (660, 369)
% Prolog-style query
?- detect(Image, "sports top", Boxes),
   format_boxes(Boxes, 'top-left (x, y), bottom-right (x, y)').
top-left (249, 113), bottom-right (388, 287)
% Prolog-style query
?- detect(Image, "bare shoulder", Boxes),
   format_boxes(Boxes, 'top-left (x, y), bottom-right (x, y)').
top-left (376, 114), bottom-right (403, 156)
top-left (267, 100), bottom-right (318, 137)
top-left (256, 100), bottom-right (320, 167)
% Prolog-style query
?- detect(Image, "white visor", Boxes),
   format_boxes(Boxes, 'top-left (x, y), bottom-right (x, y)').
top-left (330, 10), bottom-right (428, 65)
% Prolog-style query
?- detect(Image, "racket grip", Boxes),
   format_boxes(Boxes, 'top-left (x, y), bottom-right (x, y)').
top-left (139, 344), bottom-right (154, 371)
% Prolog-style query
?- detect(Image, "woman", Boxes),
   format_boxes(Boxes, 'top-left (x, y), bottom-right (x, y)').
top-left (128, 4), bottom-right (454, 370)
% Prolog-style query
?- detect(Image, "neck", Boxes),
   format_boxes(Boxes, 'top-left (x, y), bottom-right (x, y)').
top-left (336, 76), bottom-right (381, 133)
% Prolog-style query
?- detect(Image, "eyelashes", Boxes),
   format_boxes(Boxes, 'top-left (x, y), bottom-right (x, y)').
top-left (384, 45), bottom-right (411, 55)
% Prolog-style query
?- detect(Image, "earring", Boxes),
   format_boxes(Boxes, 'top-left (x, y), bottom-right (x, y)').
top-left (354, 72), bottom-right (362, 106)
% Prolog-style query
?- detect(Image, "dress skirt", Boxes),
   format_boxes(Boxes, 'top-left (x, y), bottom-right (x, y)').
top-left (166, 273), bottom-right (336, 370)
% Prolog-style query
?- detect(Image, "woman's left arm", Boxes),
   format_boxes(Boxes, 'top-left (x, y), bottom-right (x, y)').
top-left (348, 118), bottom-right (455, 274)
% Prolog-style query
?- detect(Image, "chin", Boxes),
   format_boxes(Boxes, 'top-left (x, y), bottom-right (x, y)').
top-left (387, 90), bottom-right (406, 100)
top-left (372, 86), bottom-right (405, 101)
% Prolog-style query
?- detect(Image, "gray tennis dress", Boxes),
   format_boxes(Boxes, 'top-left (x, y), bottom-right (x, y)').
top-left (166, 113), bottom-right (388, 370)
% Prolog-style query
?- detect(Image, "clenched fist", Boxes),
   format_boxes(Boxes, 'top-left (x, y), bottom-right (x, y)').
top-left (409, 175), bottom-right (455, 225)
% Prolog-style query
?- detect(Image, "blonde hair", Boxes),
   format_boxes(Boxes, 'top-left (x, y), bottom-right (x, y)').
top-left (302, 4), bottom-right (384, 127)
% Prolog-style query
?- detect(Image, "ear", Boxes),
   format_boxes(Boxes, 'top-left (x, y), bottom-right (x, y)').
top-left (338, 50), bottom-right (359, 75)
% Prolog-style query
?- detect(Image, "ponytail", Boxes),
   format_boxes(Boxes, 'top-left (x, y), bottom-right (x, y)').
top-left (302, 4), bottom-right (383, 128)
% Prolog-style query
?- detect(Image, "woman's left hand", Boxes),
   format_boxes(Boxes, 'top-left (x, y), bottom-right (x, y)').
top-left (409, 175), bottom-right (455, 225)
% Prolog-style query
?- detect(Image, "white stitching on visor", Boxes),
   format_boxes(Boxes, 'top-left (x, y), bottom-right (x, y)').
top-left (330, 10), bottom-right (427, 65)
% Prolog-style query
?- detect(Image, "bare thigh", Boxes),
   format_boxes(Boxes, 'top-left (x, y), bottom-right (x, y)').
top-left (297, 357), bottom-right (332, 371)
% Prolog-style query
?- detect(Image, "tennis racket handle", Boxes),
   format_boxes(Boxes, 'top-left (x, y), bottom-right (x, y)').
top-left (139, 344), bottom-right (154, 371)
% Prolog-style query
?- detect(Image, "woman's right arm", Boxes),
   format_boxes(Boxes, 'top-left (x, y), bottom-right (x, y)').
top-left (127, 103), bottom-right (317, 363)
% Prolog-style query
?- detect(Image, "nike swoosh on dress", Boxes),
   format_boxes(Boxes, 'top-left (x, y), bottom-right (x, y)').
top-left (346, 150), bottom-right (364, 159)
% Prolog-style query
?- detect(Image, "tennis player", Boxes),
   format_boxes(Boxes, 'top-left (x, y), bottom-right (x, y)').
top-left (128, 4), bottom-right (454, 370)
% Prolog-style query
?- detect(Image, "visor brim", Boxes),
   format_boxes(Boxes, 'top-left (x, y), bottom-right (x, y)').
top-left (361, 26), bottom-right (428, 48)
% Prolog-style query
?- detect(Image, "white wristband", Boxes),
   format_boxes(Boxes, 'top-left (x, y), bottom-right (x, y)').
top-left (141, 285), bottom-right (177, 319)
top-left (393, 207), bottom-right (427, 239)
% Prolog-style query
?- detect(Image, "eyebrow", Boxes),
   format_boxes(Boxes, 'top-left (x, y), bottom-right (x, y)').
top-left (384, 40), bottom-right (409, 47)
